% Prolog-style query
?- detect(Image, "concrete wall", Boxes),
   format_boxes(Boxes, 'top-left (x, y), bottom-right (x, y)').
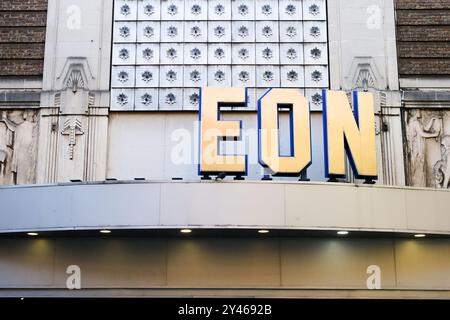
top-left (0, 237), bottom-right (449, 298)
top-left (107, 112), bottom-right (326, 181)
top-left (328, 0), bottom-right (399, 91)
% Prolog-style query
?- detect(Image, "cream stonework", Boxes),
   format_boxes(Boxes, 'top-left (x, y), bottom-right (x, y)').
top-left (0, 0), bottom-right (443, 190)
top-left (36, 0), bottom-right (112, 183)
top-left (0, 0), bottom-right (450, 300)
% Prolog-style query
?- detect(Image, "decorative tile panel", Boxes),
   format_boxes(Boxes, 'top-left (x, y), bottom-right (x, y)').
top-left (111, 0), bottom-right (329, 111)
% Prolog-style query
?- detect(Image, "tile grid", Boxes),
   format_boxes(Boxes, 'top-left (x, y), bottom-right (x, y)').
top-left (111, 0), bottom-right (329, 111)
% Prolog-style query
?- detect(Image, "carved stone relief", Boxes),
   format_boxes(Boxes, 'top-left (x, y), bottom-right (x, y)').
top-left (0, 109), bottom-right (38, 185)
top-left (346, 57), bottom-right (385, 91)
top-left (61, 118), bottom-right (84, 160)
top-left (37, 56), bottom-right (109, 184)
top-left (405, 109), bottom-right (450, 189)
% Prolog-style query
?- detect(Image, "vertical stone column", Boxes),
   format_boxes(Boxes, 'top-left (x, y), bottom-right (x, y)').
top-left (36, 0), bottom-right (112, 183)
top-left (327, 0), bottom-right (405, 185)
top-left (378, 91), bottom-right (405, 186)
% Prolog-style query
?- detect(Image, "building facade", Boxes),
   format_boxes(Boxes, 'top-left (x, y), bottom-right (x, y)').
top-left (0, 0), bottom-right (449, 298)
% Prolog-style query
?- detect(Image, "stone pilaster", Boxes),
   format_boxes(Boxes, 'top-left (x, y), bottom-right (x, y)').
top-left (36, 0), bottom-right (112, 183)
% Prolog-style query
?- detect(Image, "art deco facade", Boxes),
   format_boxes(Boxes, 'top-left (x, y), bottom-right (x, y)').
top-left (0, 0), bottom-right (449, 298)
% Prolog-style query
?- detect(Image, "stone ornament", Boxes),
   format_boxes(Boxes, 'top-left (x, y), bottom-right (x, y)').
top-left (167, 26), bottom-right (178, 37)
top-left (141, 71), bottom-right (153, 83)
top-left (167, 4), bottom-right (178, 15)
top-left (214, 26), bottom-right (225, 38)
top-left (189, 92), bottom-right (200, 105)
top-left (261, 4), bottom-right (272, 16)
top-left (309, 4), bottom-right (320, 16)
top-left (286, 48), bottom-right (297, 60)
top-left (190, 70), bottom-right (201, 82)
top-left (239, 71), bottom-right (250, 82)
top-left (285, 4), bottom-right (296, 15)
top-left (165, 93), bottom-right (177, 105)
top-left (433, 135), bottom-right (450, 189)
top-left (214, 70), bottom-right (226, 82)
top-left (190, 48), bottom-right (202, 60)
top-left (311, 47), bottom-right (321, 59)
top-left (117, 71), bottom-right (129, 83)
top-left (142, 48), bottom-right (153, 60)
top-left (311, 92), bottom-right (322, 106)
top-left (238, 4), bottom-right (248, 16)
top-left (238, 25), bottom-right (249, 38)
top-left (119, 48), bottom-right (129, 60)
top-left (66, 69), bottom-right (85, 92)
top-left (191, 4), bottom-right (201, 15)
top-left (238, 48), bottom-right (249, 60)
top-left (166, 48), bottom-right (177, 59)
top-left (286, 26), bottom-right (297, 38)
top-left (0, 110), bottom-right (38, 185)
top-left (214, 48), bottom-right (225, 59)
top-left (143, 26), bottom-right (154, 38)
top-left (406, 110), bottom-right (450, 189)
top-left (262, 26), bottom-right (273, 37)
top-left (166, 70), bottom-right (177, 82)
top-left (263, 70), bottom-right (274, 82)
top-left (119, 26), bottom-right (131, 38)
top-left (141, 93), bottom-right (152, 105)
top-left (262, 47), bottom-right (273, 60)
top-left (144, 4), bottom-right (154, 16)
top-left (311, 70), bottom-right (322, 82)
top-left (116, 92), bottom-right (128, 106)
top-left (191, 26), bottom-right (201, 37)
top-left (310, 26), bottom-right (321, 37)
top-left (61, 118), bottom-right (84, 160)
top-left (286, 70), bottom-right (298, 82)
top-left (214, 4), bottom-right (225, 15)
top-left (120, 4), bottom-right (131, 16)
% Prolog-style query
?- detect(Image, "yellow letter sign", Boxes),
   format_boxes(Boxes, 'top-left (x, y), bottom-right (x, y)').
top-left (199, 87), bottom-right (247, 176)
top-left (258, 89), bottom-right (311, 176)
top-left (323, 90), bottom-right (377, 179)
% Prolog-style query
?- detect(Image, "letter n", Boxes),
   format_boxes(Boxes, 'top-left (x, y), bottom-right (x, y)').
top-left (323, 90), bottom-right (377, 180)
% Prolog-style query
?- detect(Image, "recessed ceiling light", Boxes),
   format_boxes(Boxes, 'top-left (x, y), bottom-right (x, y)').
top-left (258, 230), bottom-right (270, 234)
top-left (180, 229), bottom-right (192, 234)
top-left (337, 231), bottom-right (349, 235)
top-left (414, 234), bottom-right (426, 238)
top-left (100, 230), bottom-right (111, 234)
top-left (27, 232), bottom-right (38, 236)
